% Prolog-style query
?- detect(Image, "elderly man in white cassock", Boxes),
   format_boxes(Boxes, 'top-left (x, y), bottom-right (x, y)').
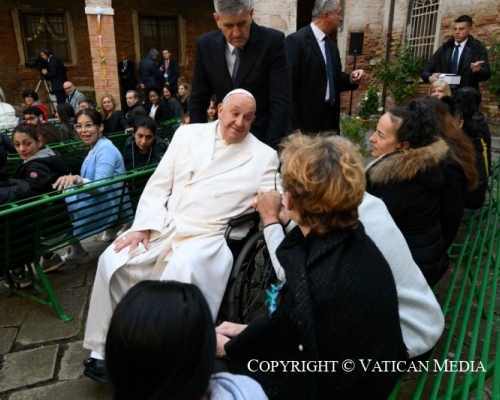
top-left (82, 88), bottom-right (279, 383)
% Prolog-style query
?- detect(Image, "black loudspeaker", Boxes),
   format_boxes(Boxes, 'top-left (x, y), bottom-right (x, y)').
top-left (348, 32), bottom-right (364, 56)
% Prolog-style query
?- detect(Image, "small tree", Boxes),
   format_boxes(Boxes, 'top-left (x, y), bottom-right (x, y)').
top-left (357, 84), bottom-right (382, 119)
top-left (374, 43), bottom-right (426, 105)
top-left (486, 33), bottom-right (500, 103)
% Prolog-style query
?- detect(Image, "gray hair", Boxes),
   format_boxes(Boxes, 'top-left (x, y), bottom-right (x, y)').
top-left (126, 90), bottom-right (139, 99)
top-left (311, 0), bottom-right (339, 20)
top-left (214, 0), bottom-right (253, 15)
top-left (148, 48), bottom-right (159, 57)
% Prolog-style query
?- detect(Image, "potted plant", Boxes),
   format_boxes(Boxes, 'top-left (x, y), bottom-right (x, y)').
top-left (339, 115), bottom-right (370, 156)
top-left (374, 43), bottom-right (426, 106)
top-left (357, 84), bottom-right (382, 120)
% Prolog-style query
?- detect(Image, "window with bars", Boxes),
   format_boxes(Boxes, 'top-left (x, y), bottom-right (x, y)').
top-left (139, 16), bottom-right (179, 61)
top-left (19, 11), bottom-right (71, 63)
top-left (407, 0), bottom-right (440, 60)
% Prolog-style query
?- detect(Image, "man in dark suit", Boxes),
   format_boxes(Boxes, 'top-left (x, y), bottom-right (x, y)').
top-left (138, 49), bottom-right (163, 92)
top-left (159, 49), bottom-right (179, 95)
top-left (190, 0), bottom-right (290, 149)
top-left (421, 15), bottom-right (490, 94)
top-left (40, 49), bottom-right (68, 104)
top-left (285, 0), bottom-right (364, 134)
top-left (118, 52), bottom-right (137, 112)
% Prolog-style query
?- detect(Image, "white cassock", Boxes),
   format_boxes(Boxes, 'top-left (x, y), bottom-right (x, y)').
top-left (83, 121), bottom-right (279, 356)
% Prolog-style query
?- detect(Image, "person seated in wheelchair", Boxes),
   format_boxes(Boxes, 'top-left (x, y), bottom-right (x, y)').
top-left (216, 133), bottom-right (408, 399)
top-left (82, 89), bottom-right (279, 384)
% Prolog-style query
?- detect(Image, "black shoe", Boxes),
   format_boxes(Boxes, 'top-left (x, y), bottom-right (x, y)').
top-left (83, 357), bottom-right (109, 384)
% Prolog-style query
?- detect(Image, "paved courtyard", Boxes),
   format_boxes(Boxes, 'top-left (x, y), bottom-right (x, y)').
top-left (0, 237), bottom-right (112, 400)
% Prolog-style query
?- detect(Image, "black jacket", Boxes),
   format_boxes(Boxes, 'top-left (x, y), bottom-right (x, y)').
top-left (125, 103), bottom-right (147, 127)
top-left (104, 111), bottom-right (129, 134)
top-left (138, 55), bottom-right (162, 88)
top-left (43, 56), bottom-right (68, 92)
top-left (164, 97), bottom-right (185, 120)
top-left (421, 35), bottom-right (490, 92)
top-left (144, 100), bottom-right (171, 123)
top-left (285, 25), bottom-right (359, 133)
top-left (158, 57), bottom-right (179, 93)
top-left (12, 149), bottom-right (70, 198)
top-left (190, 22), bottom-right (291, 149)
top-left (366, 139), bottom-right (449, 286)
top-left (225, 224), bottom-right (407, 400)
top-left (123, 135), bottom-right (168, 171)
top-left (0, 171), bottom-right (30, 205)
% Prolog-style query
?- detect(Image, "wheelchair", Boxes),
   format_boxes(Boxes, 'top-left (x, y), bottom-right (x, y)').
top-left (218, 212), bottom-right (280, 324)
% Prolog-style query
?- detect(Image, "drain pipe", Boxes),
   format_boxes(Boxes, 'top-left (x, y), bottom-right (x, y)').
top-left (381, 0), bottom-right (396, 111)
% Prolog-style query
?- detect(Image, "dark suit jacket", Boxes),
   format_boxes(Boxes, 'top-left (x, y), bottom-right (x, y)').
top-left (190, 22), bottom-right (291, 149)
top-left (421, 35), bottom-right (490, 92)
top-left (138, 56), bottom-right (162, 88)
top-left (44, 56), bottom-right (68, 92)
top-left (125, 102), bottom-right (147, 126)
top-left (285, 25), bottom-right (358, 132)
top-left (118, 60), bottom-right (137, 91)
top-left (159, 58), bottom-right (179, 94)
top-left (144, 100), bottom-right (170, 123)
top-left (103, 111), bottom-right (129, 134)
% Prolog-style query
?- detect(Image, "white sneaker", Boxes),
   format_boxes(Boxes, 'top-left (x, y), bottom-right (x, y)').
top-left (40, 254), bottom-right (65, 273)
top-left (61, 251), bottom-right (91, 264)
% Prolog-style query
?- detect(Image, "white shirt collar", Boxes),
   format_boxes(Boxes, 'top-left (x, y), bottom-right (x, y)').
top-left (455, 38), bottom-right (468, 47)
top-left (310, 22), bottom-right (327, 42)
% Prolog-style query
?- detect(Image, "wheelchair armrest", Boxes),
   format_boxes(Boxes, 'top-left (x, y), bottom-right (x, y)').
top-left (227, 212), bottom-right (260, 228)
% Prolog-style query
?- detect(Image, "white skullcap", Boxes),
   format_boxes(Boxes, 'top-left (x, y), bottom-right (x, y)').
top-left (222, 88), bottom-right (256, 104)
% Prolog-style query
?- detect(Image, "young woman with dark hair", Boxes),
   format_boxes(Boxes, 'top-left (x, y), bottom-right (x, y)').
top-left (122, 116), bottom-right (167, 171)
top-left (420, 95), bottom-right (478, 248)
top-left (367, 100), bottom-right (449, 285)
top-left (162, 84), bottom-right (184, 119)
top-left (22, 89), bottom-right (48, 122)
top-left (55, 102), bottom-right (77, 141)
top-left (144, 86), bottom-right (170, 123)
top-left (104, 280), bottom-right (266, 400)
top-left (52, 108), bottom-right (132, 262)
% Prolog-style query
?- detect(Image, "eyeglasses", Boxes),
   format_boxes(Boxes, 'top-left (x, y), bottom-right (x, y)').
top-left (63, 85), bottom-right (74, 91)
top-left (23, 116), bottom-right (38, 122)
top-left (75, 122), bottom-right (96, 131)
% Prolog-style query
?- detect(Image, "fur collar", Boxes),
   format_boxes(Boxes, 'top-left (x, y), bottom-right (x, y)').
top-left (367, 138), bottom-right (448, 185)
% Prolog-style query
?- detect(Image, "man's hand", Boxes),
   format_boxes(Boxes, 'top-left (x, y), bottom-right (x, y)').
top-left (140, 83), bottom-right (145, 89)
top-left (113, 230), bottom-right (150, 253)
top-left (429, 73), bottom-right (440, 84)
top-left (470, 61), bottom-right (484, 73)
top-left (216, 333), bottom-right (230, 358)
top-left (216, 321), bottom-right (248, 338)
top-left (41, 69), bottom-right (48, 75)
top-left (350, 69), bottom-right (365, 83)
top-left (252, 190), bottom-right (281, 226)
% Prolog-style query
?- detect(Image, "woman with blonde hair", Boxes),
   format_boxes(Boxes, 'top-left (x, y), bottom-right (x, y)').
top-left (216, 133), bottom-right (407, 399)
top-left (100, 94), bottom-right (129, 134)
top-left (429, 79), bottom-right (452, 99)
top-left (177, 82), bottom-right (190, 113)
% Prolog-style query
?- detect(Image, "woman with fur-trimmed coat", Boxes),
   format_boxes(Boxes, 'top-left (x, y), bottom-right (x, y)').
top-left (367, 100), bottom-right (449, 286)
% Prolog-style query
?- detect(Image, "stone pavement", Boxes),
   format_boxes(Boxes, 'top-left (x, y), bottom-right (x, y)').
top-left (0, 237), bottom-right (112, 400)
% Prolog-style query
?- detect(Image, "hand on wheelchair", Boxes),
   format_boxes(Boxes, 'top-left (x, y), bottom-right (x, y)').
top-left (215, 322), bottom-right (248, 357)
top-left (113, 230), bottom-right (150, 253)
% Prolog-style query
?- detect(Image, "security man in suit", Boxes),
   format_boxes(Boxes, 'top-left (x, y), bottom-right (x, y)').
top-left (118, 52), bottom-right (137, 112)
top-left (421, 15), bottom-right (490, 94)
top-left (190, 0), bottom-right (291, 149)
top-left (285, 0), bottom-right (364, 134)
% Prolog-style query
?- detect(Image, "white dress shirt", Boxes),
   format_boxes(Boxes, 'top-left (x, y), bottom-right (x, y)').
top-left (310, 22), bottom-right (332, 102)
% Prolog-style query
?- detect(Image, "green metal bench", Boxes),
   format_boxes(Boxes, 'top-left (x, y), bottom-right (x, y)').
top-left (157, 117), bottom-right (180, 143)
top-left (389, 159), bottom-right (500, 399)
top-left (1, 167), bottom-right (155, 322)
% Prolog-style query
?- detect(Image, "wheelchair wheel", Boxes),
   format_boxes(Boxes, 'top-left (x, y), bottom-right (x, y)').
top-left (227, 230), bottom-right (278, 323)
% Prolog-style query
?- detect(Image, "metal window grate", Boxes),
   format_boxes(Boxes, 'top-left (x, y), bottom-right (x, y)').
top-left (139, 16), bottom-right (179, 61)
top-left (407, 0), bottom-right (440, 60)
top-left (19, 11), bottom-right (70, 63)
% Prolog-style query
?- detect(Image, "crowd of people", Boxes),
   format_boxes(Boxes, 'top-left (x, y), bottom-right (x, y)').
top-left (0, 0), bottom-right (498, 398)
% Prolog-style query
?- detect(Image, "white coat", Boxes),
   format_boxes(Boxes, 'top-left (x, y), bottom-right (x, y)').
top-left (84, 121), bottom-right (279, 356)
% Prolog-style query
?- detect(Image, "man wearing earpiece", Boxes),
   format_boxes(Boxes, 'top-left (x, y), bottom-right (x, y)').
top-left (40, 49), bottom-right (68, 104)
